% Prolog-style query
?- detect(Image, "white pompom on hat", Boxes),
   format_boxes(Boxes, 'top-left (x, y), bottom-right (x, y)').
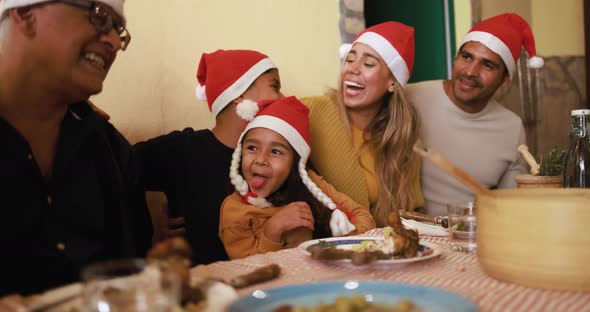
top-left (461, 13), bottom-right (543, 79)
top-left (195, 49), bottom-right (275, 118)
top-left (340, 21), bottom-right (415, 88)
top-left (229, 96), bottom-right (357, 237)
top-left (0, 0), bottom-right (125, 21)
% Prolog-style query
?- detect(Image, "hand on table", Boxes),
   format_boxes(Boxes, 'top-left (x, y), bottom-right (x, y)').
top-left (264, 201), bottom-right (314, 243)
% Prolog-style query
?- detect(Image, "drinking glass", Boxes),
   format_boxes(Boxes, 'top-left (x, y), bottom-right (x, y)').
top-left (81, 258), bottom-right (181, 312)
top-left (447, 202), bottom-right (477, 253)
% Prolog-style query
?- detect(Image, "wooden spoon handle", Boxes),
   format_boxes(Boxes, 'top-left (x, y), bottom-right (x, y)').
top-left (400, 211), bottom-right (437, 223)
top-left (517, 145), bottom-right (540, 175)
top-left (413, 140), bottom-right (494, 197)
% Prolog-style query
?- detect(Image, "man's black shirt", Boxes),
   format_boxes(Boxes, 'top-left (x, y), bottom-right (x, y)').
top-left (0, 102), bottom-right (152, 295)
top-left (134, 129), bottom-right (233, 265)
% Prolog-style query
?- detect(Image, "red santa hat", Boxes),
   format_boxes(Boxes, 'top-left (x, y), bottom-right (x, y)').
top-left (229, 96), bottom-right (356, 236)
top-left (0, 0), bottom-right (125, 20)
top-left (461, 13), bottom-right (543, 78)
top-left (340, 21), bottom-right (415, 88)
top-left (195, 50), bottom-right (275, 118)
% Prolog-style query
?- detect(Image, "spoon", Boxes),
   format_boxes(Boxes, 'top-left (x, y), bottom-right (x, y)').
top-left (517, 144), bottom-right (540, 175)
top-left (413, 140), bottom-right (494, 197)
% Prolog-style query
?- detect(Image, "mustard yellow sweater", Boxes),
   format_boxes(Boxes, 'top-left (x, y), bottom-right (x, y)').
top-left (301, 95), bottom-right (424, 213)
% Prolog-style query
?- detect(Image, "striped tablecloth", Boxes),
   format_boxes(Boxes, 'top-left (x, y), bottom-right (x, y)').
top-left (191, 228), bottom-right (590, 312)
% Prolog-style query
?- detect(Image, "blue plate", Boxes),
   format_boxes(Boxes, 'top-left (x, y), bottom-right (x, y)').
top-left (228, 280), bottom-right (478, 312)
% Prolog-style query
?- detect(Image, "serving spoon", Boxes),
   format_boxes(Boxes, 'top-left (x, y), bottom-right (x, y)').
top-left (413, 140), bottom-right (494, 197)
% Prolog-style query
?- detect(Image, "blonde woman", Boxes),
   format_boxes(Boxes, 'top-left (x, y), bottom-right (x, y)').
top-left (302, 21), bottom-right (423, 227)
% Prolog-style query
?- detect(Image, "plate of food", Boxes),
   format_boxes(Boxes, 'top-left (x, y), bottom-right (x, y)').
top-left (227, 280), bottom-right (478, 312)
top-left (298, 227), bottom-right (441, 266)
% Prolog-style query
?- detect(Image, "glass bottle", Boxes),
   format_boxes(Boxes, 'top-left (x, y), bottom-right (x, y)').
top-left (562, 109), bottom-right (590, 188)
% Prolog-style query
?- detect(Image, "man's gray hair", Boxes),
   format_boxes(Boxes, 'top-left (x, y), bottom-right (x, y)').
top-left (0, 13), bottom-right (11, 55)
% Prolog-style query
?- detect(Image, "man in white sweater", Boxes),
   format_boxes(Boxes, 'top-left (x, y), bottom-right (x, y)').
top-left (406, 13), bottom-right (544, 216)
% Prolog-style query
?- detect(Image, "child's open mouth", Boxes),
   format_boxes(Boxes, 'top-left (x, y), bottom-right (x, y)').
top-left (250, 174), bottom-right (269, 189)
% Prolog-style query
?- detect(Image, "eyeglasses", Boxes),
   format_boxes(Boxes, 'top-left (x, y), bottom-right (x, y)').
top-left (58, 0), bottom-right (131, 51)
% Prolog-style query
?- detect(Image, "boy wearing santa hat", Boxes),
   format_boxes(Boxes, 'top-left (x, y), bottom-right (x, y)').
top-left (406, 13), bottom-right (537, 216)
top-left (133, 49), bottom-right (283, 265)
top-left (0, 0), bottom-right (152, 298)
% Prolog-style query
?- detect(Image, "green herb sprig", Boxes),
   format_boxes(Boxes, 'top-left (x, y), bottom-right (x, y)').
top-left (538, 148), bottom-right (566, 176)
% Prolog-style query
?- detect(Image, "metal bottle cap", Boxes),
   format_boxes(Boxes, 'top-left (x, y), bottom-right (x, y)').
top-left (571, 109), bottom-right (590, 116)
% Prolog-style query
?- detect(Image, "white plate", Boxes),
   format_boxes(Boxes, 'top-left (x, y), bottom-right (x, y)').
top-left (298, 236), bottom-right (441, 265)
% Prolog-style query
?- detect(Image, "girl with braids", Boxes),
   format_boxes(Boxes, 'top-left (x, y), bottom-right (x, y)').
top-left (219, 96), bottom-right (375, 260)
top-left (301, 21), bottom-right (424, 228)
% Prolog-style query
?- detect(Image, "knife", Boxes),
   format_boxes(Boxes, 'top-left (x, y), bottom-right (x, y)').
top-left (400, 211), bottom-right (448, 228)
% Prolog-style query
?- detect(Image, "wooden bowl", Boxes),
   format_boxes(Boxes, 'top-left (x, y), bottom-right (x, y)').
top-left (515, 174), bottom-right (562, 188)
top-left (477, 188), bottom-right (590, 291)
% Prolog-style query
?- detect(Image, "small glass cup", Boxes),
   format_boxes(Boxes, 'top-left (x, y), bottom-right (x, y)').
top-left (447, 202), bottom-right (477, 253)
top-left (81, 258), bottom-right (181, 312)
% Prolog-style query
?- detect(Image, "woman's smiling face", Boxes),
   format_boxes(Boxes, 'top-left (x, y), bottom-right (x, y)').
top-left (341, 42), bottom-right (395, 113)
top-left (241, 128), bottom-right (294, 198)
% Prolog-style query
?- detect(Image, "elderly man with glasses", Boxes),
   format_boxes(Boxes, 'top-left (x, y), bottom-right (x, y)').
top-left (0, 0), bottom-right (152, 299)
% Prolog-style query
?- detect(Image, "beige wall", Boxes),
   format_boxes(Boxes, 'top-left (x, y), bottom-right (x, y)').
top-left (453, 0), bottom-right (471, 54)
top-left (481, 0), bottom-right (531, 22)
top-left (532, 0), bottom-right (585, 56)
top-left (92, 0), bottom-right (341, 143)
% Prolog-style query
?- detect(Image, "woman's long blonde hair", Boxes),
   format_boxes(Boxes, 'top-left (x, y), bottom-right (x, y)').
top-left (333, 78), bottom-right (419, 227)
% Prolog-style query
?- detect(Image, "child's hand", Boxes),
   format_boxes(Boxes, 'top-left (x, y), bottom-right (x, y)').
top-left (264, 201), bottom-right (314, 243)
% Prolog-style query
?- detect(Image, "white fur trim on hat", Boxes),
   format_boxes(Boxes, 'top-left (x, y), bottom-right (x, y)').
top-left (0, 0), bottom-right (125, 20)
top-left (196, 85), bottom-right (207, 101)
top-left (1, 0), bottom-right (47, 14)
top-left (211, 58), bottom-right (275, 118)
top-left (354, 32), bottom-right (410, 88)
top-left (245, 115), bottom-right (310, 159)
top-left (462, 31), bottom-right (516, 78)
top-left (527, 56), bottom-right (544, 69)
top-left (339, 43), bottom-right (352, 59)
top-left (235, 99), bottom-right (259, 121)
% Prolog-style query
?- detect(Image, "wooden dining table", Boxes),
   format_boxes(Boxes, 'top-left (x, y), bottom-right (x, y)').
top-left (191, 228), bottom-right (590, 312)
